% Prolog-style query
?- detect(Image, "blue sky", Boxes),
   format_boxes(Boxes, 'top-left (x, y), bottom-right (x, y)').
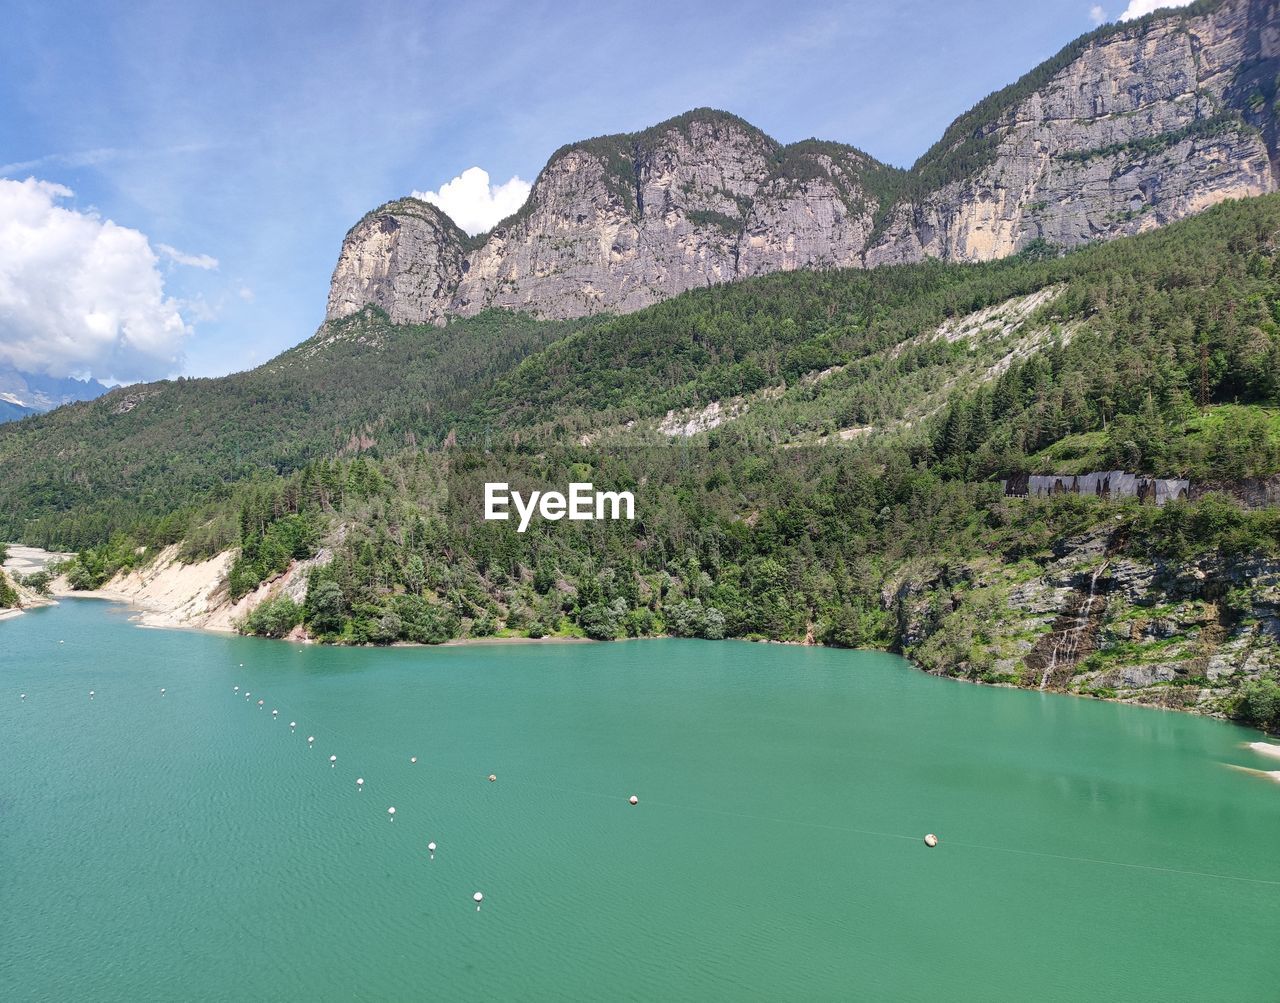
top-left (0, 0), bottom-right (1180, 382)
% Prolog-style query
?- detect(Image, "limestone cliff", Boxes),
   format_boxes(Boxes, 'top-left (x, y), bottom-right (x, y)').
top-left (326, 0), bottom-right (1279, 325)
top-left (326, 200), bottom-right (466, 325)
top-left (864, 0), bottom-right (1280, 266)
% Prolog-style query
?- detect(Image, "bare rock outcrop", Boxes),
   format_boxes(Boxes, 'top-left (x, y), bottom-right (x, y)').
top-left (326, 200), bottom-right (466, 326)
top-left (864, 0), bottom-right (1279, 266)
top-left (325, 0), bottom-right (1279, 326)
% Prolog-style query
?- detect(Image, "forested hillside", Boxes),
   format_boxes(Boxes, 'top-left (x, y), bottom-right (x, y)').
top-left (0, 311), bottom-right (586, 548)
top-left (6, 196), bottom-right (1280, 547)
top-left (6, 198), bottom-right (1280, 731)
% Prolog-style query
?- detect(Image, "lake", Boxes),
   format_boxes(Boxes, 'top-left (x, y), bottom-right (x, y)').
top-left (2, 599), bottom-right (1278, 1000)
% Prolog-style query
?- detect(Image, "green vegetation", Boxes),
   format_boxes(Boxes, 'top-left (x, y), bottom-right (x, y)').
top-left (8, 196), bottom-right (1280, 730)
top-left (1233, 676), bottom-right (1280, 732)
top-left (63, 536), bottom-right (147, 590)
top-left (0, 308), bottom-right (586, 549)
top-left (0, 571), bottom-right (18, 609)
top-left (1131, 493), bottom-right (1280, 560)
top-left (1057, 112), bottom-right (1246, 165)
top-left (238, 595), bottom-right (303, 639)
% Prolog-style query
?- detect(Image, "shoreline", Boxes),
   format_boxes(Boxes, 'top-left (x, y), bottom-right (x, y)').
top-left (23, 582), bottom-right (1278, 739)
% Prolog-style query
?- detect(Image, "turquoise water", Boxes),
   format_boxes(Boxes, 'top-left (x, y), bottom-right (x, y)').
top-left (2, 600), bottom-right (1279, 1001)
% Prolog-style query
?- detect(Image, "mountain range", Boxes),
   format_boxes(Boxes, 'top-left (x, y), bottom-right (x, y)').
top-left (327, 0), bottom-right (1278, 326)
top-left (3, 0), bottom-right (1280, 732)
top-left (0, 366), bottom-right (110, 424)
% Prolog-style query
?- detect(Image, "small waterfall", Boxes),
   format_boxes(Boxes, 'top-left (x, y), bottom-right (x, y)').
top-left (1039, 561), bottom-right (1107, 690)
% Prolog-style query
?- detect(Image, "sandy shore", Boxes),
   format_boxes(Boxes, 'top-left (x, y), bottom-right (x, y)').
top-left (1227, 764), bottom-right (1280, 784)
top-left (45, 544), bottom-right (239, 631)
top-left (2, 544), bottom-right (70, 619)
top-left (3, 544), bottom-right (75, 576)
top-left (1248, 741), bottom-right (1280, 761)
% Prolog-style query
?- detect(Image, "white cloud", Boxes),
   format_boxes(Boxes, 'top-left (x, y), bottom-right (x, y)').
top-left (1089, 5), bottom-right (1107, 25)
top-left (0, 178), bottom-right (189, 382)
top-left (412, 167), bottom-right (531, 235)
top-left (1118, 0), bottom-right (1193, 21)
top-left (156, 242), bottom-right (219, 270)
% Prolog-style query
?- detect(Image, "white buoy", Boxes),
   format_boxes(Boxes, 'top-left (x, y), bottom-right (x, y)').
top-left (257, 700), bottom-right (264, 708)
top-left (428, 841), bottom-right (436, 860)
top-left (473, 891), bottom-right (483, 911)
top-left (410, 756), bottom-right (417, 764)
top-left (89, 690), bottom-right (94, 700)
top-left (629, 795), bottom-right (638, 806)
top-left (330, 755), bottom-right (337, 768)
top-left (234, 686), bottom-right (239, 693)
top-left (356, 778), bottom-right (364, 791)
top-left (20, 693), bottom-right (26, 701)
top-left (308, 735), bottom-right (315, 746)
top-left (924, 833), bottom-right (939, 848)
top-left (387, 806), bottom-right (396, 821)
top-left (272, 709), bottom-right (278, 718)
top-left (488, 774), bottom-right (496, 783)
top-left (59, 640), bottom-right (64, 644)
top-left (290, 721), bottom-right (296, 732)
top-left (160, 688), bottom-right (166, 696)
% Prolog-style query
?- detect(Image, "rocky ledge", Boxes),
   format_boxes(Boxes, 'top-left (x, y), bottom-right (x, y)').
top-left (888, 525), bottom-right (1280, 724)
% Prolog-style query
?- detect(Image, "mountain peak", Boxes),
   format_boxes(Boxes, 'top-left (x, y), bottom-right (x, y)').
top-left (0, 366), bottom-right (110, 423)
top-left (326, 0), bottom-right (1277, 327)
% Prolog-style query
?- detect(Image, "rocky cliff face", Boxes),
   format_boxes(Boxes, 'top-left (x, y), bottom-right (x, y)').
top-left (890, 527), bottom-right (1280, 718)
top-left (864, 0), bottom-right (1280, 266)
top-left (326, 200), bottom-right (466, 325)
top-left (327, 0), bottom-right (1279, 325)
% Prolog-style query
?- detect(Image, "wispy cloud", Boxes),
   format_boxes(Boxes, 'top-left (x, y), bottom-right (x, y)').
top-left (0, 143), bottom-right (210, 179)
top-left (1089, 5), bottom-right (1107, 25)
top-left (157, 242), bottom-right (218, 270)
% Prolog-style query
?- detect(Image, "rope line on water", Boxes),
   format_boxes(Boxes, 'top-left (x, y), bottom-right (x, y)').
top-left (282, 695), bottom-right (1280, 889)
top-left (23, 675), bottom-right (1280, 892)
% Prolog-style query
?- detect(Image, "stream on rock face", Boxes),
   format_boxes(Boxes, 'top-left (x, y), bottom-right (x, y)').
top-left (1039, 560), bottom-right (1109, 690)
